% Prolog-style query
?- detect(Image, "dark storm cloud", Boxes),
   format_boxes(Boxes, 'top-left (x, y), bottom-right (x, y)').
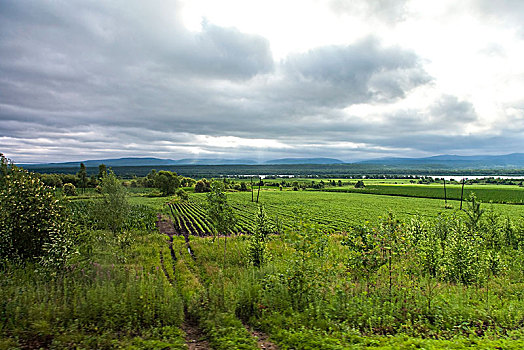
top-left (279, 38), bottom-right (431, 107)
top-left (0, 0), bottom-right (273, 135)
top-left (0, 0), bottom-right (512, 163)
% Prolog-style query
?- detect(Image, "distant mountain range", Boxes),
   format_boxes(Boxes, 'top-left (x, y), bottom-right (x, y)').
top-left (20, 153), bottom-right (524, 169)
top-left (21, 157), bottom-right (344, 168)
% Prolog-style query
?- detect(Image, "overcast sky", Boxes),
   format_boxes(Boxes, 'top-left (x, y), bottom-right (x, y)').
top-left (1, 0), bottom-right (524, 163)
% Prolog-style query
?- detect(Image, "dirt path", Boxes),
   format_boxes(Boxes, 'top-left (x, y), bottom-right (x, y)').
top-left (156, 213), bottom-right (276, 349)
top-left (156, 214), bottom-right (176, 237)
top-left (182, 322), bottom-right (211, 350)
top-left (245, 326), bottom-right (279, 350)
top-left (157, 214), bottom-right (209, 349)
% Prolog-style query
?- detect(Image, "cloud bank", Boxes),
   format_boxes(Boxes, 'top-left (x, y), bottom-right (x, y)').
top-left (1, 0), bottom-right (523, 163)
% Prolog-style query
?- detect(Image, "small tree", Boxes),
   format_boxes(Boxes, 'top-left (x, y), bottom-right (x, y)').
top-left (0, 153), bottom-right (10, 186)
top-left (207, 181), bottom-right (236, 265)
top-left (154, 170), bottom-right (180, 196)
top-left (342, 223), bottom-right (388, 293)
top-left (97, 170), bottom-right (129, 233)
top-left (77, 162), bottom-right (88, 194)
top-left (97, 163), bottom-right (107, 180)
top-left (248, 205), bottom-right (272, 267)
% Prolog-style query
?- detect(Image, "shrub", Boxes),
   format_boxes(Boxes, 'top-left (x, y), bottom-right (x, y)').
top-left (96, 170), bottom-right (129, 233)
top-left (195, 178), bottom-right (211, 193)
top-left (248, 206), bottom-right (272, 267)
top-left (354, 180), bottom-right (365, 188)
top-left (176, 188), bottom-right (189, 201)
top-left (63, 182), bottom-right (77, 196)
top-left (0, 164), bottom-right (74, 267)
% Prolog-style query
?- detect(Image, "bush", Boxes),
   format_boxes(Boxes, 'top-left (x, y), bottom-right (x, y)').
top-left (248, 206), bottom-right (272, 267)
top-left (63, 182), bottom-right (77, 196)
top-left (195, 178), bottom-right (211, 193)
top-left (354, 180), bottom-right (365, 188)
top-left (155, 170), bottom-right (180, 196)
top-left (176, 188), bottom-right (189, 201)
top-left (96, 171), bottom-right (129, 233)
top-left (0, 164), bottom-right (74, 267)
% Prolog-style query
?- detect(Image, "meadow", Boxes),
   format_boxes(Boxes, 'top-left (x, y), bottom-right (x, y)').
top-left (2, 169), bottom-right (524, 349)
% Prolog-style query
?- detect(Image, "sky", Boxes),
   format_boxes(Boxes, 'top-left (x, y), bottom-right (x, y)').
top-left (1, 0), bottom-right (524, 163)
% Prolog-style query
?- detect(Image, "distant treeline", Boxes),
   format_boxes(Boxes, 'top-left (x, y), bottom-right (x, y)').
top-left (24, 163), bottom-right (524, 178)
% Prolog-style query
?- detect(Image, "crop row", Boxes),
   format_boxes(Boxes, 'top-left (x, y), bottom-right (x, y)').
top-left (168, 201), bottom-right (255, 236)
top-left (189, 190), bottom-right (524, 235)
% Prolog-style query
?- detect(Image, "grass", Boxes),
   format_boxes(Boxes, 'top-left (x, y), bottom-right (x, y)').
top-left (173, 224), bottom-right (524, 349)
top-left (0, 229), bottom-right (186, 349)
top-left (3, 182), bottom-right (524, 348)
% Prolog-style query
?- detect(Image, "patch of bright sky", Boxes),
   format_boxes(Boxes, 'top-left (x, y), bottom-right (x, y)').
top-left (178, 0), bottom-right (524, 137)
top-left (195, 135), bottom-right (292, 149)
top-left (179, 0), bottom-right (366, 60)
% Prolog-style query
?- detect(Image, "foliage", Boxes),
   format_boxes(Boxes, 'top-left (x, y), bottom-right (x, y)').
top-left (195, 178), bottom-right (211, 193)
top-left (63, 182), bottom-right (77, 196)
top-left (0, 153), bottom-right (11, 186)
top-left (0, 229), bottom-right (185, 348)
top-left (279, 221), bottom-right (329, 311)
top-left (0, 164), bottom-right (75, 268)
top-left (77, 162), bottom-right (88, 193)
top-left (155, 170), bottom-right (181, 196)
top-left (354, 180), bottom-right (366, 188)
top-left (96, 170), bottom-right (129, 233)
top-left (176, 188), bottom-right (189, 201)
top-left (202, 313), bottom-right (258, 350)
top-left (206, 181), bottom-right (236, 236)
top-left (342, 224), bottom-right (389, 287)
top-left (247, 205), bottom-right (271, 267)
top-left (3, 172), bottom-right (524, 348)
top-left (97, 163), bottom-right (107, 180)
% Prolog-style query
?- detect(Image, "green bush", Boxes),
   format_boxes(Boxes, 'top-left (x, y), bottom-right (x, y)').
top-left (96, 170), bottom-right (129, 233)
top-left (63, 182), bottom-right (77, 196)
top-left (0, 164), bottom-right (74, 267)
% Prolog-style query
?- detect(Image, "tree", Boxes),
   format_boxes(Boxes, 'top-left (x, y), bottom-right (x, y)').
top-left (354, 180), bottom-right (365, 188)
top-left (97, 170), bottom-right (129, 233)
top-left (0, 163), bottom-right (74, 267)
top-left (248, 206), bottom-right (272, 267)
top-left (195, 178), bottom-right (211, 193)
top-left (207, 181), bottom-right (236, 269)
top-left (98, 163), bottom-right (107, 180)
top-left (77, 163), bottom-right (88, 194)
top-left (155, 170), bottom-right (180, 196)
top-left (207, 181), bottom-right (236, 238)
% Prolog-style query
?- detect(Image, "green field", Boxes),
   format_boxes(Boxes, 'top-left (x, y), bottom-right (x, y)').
top-left (202, 190), bottom-right (524, 231)
top-left (323, 183), bottom-right (524, 204)
top-left (4, 172), bottom-right (524, 349)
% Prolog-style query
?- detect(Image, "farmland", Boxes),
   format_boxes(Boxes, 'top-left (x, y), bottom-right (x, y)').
top-left (132, 190), bottom-right (524, 237)
top-left (322, 183), bottom-right (524, 204)
top-left (2, 166), bottom-right (524, 349)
